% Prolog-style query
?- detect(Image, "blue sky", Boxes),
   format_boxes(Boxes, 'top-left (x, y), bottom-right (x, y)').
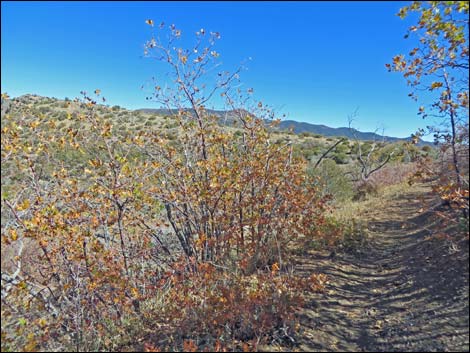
top-left (2, 1), bottom-right (432, 138)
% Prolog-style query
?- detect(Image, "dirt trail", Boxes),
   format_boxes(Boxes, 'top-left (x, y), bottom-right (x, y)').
top-left (296, 183), bottom-right (469, 352)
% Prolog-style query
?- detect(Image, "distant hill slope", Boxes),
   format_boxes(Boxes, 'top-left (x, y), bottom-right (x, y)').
top-left (136, 108), bottom-right (432, 146)
top-left (2, 94), bottom-right (431, 146)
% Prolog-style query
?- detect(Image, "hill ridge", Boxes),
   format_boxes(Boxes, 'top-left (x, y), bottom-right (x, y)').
top-left (7, 93), bottom-right (431, 145)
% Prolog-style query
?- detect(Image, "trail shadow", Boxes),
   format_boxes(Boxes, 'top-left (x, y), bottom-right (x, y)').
top-left (296, 185), bottom-right (469, 352)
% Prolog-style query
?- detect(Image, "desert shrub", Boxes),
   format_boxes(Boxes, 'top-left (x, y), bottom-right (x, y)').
top-left (57, 121), bottom-right (67, 130)
top-left (1, 24), bottom-right (331, 352)
top-left (335, 141), bottom-right (349, 154)
top-left (162, 121), bottom-right (178, 129)
top-left (301, 215), bottom-right (366, 255)
top-left (309, 159), bottom-right (354, 201)
top-left (165, 131), bottom-right (176, 140)
top-left (331, 151), bottom-right (348, 164)
top-left (1, 97), bottom-right (165, 351)
top-left (38, 106), bottom-right (50, 114)
top-left (401, 143), bottom-right (421, 162)
top-left (57, 111), bottom-right (68, 121)
top-left (135, 260), bottom-right (327, 351)
top-left (297, 140), bottom-right (323, 160)
top-left (292, 143), bottom-right (308, 160)
top-left (299, 131), bottom-right (313, 138)
top-left (311, 146), bottom-right (322, 155)
top-left (139, 110), bottom-right (328, 270)
top-left (233, 130), bottom-right (243, 138)
top-left (413, 145), bottom-right (469, 219)
top-left (421, 145), bottom-right (431, 152)
top-left (352, 181), bottom-right (379, 201)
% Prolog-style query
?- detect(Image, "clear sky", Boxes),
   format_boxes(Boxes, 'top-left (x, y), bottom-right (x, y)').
top-left (2, 1), bottom-right (431, 139)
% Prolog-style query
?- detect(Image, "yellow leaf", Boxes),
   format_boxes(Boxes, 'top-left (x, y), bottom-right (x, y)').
top-left (17, 199), bottom-right (30, 211)
top-left (10, 229), bottom-right (18, 241)
top-left (430, 81), bottom-right (443, 90)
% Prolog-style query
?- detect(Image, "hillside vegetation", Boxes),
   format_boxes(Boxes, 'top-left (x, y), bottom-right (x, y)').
top-left (1, 2), bottom-right (468, 351)
top-left (0, 90), bottom-right (462, 352)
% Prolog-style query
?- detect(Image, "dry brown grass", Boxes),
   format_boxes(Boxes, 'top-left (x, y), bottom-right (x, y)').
top-left (331, 181), bottom-right (416, 223)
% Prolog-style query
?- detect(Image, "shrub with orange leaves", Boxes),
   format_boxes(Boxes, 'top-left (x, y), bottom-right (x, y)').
top-left (136, 22), bottom-right (329, 273)
top-left (137, 259), bottom-right (316, 351)
top-left (1, 23), bottom-right (331, 351)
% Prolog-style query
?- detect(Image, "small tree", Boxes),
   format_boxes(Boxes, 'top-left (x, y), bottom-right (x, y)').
top-left (347, 110), bottom-right (394, 184)
top-left (386, 1), bottom-right (469, 187)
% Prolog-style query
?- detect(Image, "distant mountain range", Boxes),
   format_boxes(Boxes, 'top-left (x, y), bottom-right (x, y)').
top-left (136, 108), bottom-right (432, 146)
top-left (276, 120), bottom-right (428, 144)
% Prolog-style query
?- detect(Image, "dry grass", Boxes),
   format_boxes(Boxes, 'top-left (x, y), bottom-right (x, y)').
top-left (330, 181), bottom-right (417, 223)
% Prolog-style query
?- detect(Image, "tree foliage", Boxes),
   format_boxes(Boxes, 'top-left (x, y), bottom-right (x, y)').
top-left (387, 1), bottom-right (469, 222)
top-left (387, 1), bottom-right (469, 188)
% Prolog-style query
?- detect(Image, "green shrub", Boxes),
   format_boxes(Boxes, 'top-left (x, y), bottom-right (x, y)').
top-left (332, 152), bottom-right (348, 164)
top-left (299, 131), bottom-right (313, 138)
top-left (57, 111), bottom-right (68, 121)
top-left (39, 106), bottom-right (50, 114)
top-left (309, 159), bottom-right (354, 201)
top-left (421, 145), bottom-right (432, 152)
